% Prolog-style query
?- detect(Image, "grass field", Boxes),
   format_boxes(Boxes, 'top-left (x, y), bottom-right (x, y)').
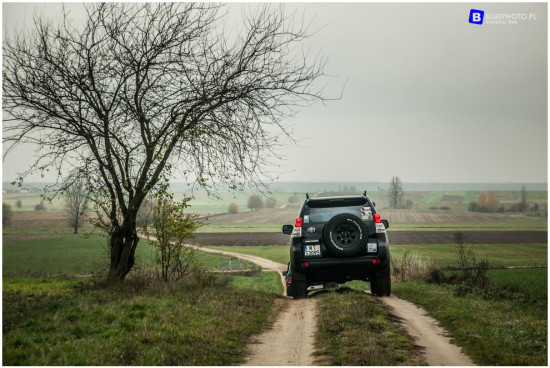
top-left (3, 276), bottom-right (278, 365)
top-left (392, 274), bottom-right (547, 365)
top-left (391, 243), bottom-right (547, 268)
top-left (2, 235), bottom-right (254, 276)
top-left (2, 195), bottom-right (547, 366)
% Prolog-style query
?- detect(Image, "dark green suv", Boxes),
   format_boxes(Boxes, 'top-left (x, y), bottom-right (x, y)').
top-left (282, 194), bottom-right (391, 298)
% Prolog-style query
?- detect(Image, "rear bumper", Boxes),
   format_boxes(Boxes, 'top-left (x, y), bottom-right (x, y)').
top-left (289, 236), bottom-right (391, 283)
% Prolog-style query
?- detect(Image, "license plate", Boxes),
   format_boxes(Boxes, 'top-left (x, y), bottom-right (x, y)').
top-left (368, 243), bottom-right (378, 253)
top-left (304, 244), bottom-right (321, 257)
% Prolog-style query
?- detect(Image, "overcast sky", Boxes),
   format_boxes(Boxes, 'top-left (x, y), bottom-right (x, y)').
top-left (2, 2), bottom-right (548, 184)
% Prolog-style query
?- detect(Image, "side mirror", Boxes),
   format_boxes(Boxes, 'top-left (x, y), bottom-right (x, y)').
top-left (282, 271), bottom-right (288, 277)
top-left (282, 225), bottom-right (294, 235)
top-left (373, 202), bottom-right (376, 207)
top-left (382, 220), bottom-right (390, 229)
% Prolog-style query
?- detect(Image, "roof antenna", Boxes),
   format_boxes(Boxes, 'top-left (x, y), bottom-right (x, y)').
top-left (363, 191), bottom-right (367, 196)
top-left (306, 193), bottom-right (310, 199)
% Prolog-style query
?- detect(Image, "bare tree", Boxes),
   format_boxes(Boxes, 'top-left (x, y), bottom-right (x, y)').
top-left (64, 179), bottom-right (89, 234)
top-left (388, 176), bottom-right (404, 209)
top-left (3, 3), bottom-right (328, 281)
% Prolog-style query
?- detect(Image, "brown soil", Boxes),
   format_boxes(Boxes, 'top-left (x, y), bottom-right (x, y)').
top-left (190, 230), bottom-right (546, 246)
top-left (243, 298), bottom-right (319, 366)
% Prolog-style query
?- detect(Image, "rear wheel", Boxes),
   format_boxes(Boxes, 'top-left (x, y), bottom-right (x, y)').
top-left (372, 275), bottom-right (391, 296)
top-left (293, 279), bottom-right (308, 299)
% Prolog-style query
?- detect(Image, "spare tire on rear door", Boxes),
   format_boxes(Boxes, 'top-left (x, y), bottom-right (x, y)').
top-left (323, 213), bottom-right (369, 257)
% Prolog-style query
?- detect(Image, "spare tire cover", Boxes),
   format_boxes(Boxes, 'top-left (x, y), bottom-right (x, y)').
top-left (323, 213), bottom-right (369, 257)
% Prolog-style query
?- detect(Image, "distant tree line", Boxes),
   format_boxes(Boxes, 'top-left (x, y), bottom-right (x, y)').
top-left (468, 187), bottom-right (540, 213)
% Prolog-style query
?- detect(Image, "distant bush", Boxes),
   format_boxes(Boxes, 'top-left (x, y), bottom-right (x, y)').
top-left (288, 194), bottom-right (299, 204)
top-left (247, 195), bottom-right (264, 210)
top-left (34, 201), bottom-right (46, 211)
top-left (15, 200), bottom-right (22, 209)
top-left (265, 198), bottom-right (277, 209)
top-left (440, 206), bottom-right (450, 210)
top-left (228, 202), bottom-right (238, 214)
top-left (3, 202), bottom-right (12, 227)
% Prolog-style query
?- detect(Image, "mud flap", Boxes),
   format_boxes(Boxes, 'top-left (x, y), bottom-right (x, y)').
top-left (290, 267), bottom-right (307, 280)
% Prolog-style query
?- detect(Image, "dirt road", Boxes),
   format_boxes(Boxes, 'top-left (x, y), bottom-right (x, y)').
top-left (194, 245), bottom-right (320, 365)
top-left (243, 298), bottom-right (319, 366)
top-left (197, 245), bottom-right (475, 366)
top-left (376, 295), bottom-right (474, 366)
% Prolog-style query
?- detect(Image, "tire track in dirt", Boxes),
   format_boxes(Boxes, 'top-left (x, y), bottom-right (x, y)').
top-left (243, 298), bottom-right (318, 366)
top-left (376, 294), bottom-right (475, 366)
top-left (198, 244), bottom-right (475, 366)
top-left (192, 245), bottom-right (319, 366)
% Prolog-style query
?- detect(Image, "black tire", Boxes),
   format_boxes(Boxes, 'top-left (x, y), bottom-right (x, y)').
top-left (323, 213), bottom-right (369, 257)
top-left (293, 279), bottom-right (308, 299)
top-left (370, 279), bottom-right (378, 295)
top-left (373, 275), bottom-right (391, 296)
top-left (286, 283), bottom-right (294, 297)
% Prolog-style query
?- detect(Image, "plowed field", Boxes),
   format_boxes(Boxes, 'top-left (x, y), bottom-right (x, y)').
top-left (191, 230), bottom-right (547, 246)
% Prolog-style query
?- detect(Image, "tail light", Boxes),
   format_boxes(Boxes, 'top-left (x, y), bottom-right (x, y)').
top-left (292, 218), bottom-right (303, 237)
top-left (301, 262), bottom-right (310, 268)
top-left (372, 259), bottom-right (381, 264)
top-left (374, 214), bottom-right (382, 223)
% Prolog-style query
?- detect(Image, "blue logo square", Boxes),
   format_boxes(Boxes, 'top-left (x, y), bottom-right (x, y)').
top-left (469, 9), bottom-right (484, 24)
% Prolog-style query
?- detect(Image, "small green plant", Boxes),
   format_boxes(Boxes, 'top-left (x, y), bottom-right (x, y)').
top-left (144, 190), bottom-right (203, 282)
top-left (454, 231), bottom-right (490, 295)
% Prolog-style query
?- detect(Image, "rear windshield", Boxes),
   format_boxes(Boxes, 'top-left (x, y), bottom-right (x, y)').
top-left (304, 205), bottom-right (373, 223)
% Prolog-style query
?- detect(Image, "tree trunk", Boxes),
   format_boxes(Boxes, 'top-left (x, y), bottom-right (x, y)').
top-left (108, 216), bottom-right (139, 282)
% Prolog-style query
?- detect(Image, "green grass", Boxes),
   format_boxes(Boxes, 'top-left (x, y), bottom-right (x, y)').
top-left (3, 276), bottom-right (277, 365)
top-left (391, 243), bottom-right (547, 268)
top-left (392, 280), bottom-right (547, 365)
top-left (3, 235), bottom-right (116, 276)
top-left (3, 277), bottom-right (82, 296)
top-left (420, 192), bottom-right (444, 204)
top-left (488, 268), bottom-right (547, 304)
top-left (229, 271), bottom-right (283, 295)
top-left (2, 235), bottom-right (256, 276)
top-left (314, 289), bottom-right (423, 365)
